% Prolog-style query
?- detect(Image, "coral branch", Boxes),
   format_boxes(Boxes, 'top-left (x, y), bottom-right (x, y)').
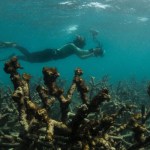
top-left (2, 57), bottom-right (150, 149)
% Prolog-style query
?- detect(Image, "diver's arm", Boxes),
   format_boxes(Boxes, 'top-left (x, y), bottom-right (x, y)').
top-left (74, 47), bottom-right (99, 59)
top-left (57, 43), bottom-right (77, 52)
top-left (78, 53), bottom-right (94, 59)
top-left (58, 43), bottom-right (98, 59)
top-left (74, 47), bottom-right (95, 59)
top-left (58, 43), bottom-right (95, 58)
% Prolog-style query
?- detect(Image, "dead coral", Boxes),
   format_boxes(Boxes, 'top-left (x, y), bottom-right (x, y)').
top-left (3, 57), bottom-right (69, 143)
top-left (1, 57), bottom-right (150, 149)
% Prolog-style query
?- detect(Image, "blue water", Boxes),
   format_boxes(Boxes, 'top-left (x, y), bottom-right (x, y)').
top-left (0, 0), bottom-right (150, 85)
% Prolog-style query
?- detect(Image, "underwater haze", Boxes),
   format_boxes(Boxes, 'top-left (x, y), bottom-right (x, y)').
top-left (0, 0), bottom-right (150, 84)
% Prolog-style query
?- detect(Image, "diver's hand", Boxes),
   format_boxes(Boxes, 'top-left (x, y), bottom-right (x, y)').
top-left (93, 48), bottom-right (105, 57)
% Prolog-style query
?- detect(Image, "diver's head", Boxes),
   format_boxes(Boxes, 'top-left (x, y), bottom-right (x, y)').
top-left (73, 35), bottom-right (86, 49)
top-left (93, 47), bottom-right (105, 57)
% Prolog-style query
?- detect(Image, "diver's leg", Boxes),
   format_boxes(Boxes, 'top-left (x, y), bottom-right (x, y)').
top-left (0, 42), bottom-right (31, 56)
top-left (14, 45), bottom-right (31, 56)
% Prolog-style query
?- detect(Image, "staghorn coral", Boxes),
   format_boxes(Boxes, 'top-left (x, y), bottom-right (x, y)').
top-left (3, 57), bottom-right (69, 143)
top-left (1, 57), bottom-right (150, 149)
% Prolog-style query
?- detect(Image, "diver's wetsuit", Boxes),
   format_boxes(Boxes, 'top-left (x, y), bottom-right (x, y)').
top-left (16, 45), bottom-right (75, 63)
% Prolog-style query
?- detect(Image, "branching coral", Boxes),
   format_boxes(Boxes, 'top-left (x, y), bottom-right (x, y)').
top-left (3, 57), bottom-right (69, 143)
top-left (1, 57), bottom-right (150, 150)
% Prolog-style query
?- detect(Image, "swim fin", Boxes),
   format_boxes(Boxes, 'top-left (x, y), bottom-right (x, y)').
top-left (0, 42), bottom-right (17, 48)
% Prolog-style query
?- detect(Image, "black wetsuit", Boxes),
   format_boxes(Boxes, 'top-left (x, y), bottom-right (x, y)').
top-left (17, 47), bottom-right (75, 63)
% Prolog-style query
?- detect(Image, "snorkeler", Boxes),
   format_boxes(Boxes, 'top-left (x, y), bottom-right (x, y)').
top-left (0, 36), bottom-right (104, 63)
top-left (89, 28), bottom-right (103, 48)
top-left (90, 28), bottom-right (99, 40)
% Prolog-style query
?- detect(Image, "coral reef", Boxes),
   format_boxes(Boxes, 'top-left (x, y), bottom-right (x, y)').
top-left (0, 57), bottom-right (150, 150)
